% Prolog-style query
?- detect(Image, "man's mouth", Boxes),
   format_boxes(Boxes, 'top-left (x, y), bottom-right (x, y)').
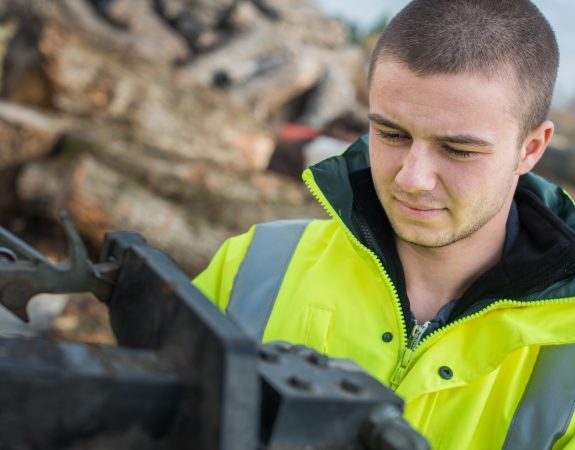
top-left (394, 197), bottom-right (446, 218)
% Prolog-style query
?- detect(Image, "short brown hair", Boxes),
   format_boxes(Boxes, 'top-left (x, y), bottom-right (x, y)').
top-left (368, 0), bottom-right (559, 141)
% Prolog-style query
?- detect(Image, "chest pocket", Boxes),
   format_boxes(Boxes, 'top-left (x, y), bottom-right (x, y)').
top-left (303, 305), bottom-right (334, 354)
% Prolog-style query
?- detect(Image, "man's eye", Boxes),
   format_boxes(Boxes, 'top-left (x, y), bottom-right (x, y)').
top-left (444, 146), bottom-right (473, 159)
top-left (375, 129), bottom-right (410, 144)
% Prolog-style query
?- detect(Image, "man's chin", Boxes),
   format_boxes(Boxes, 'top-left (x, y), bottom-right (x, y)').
top-left (393, 224), bottom-right (480, 249)
top-left (396, 234), bottom-right (451, 249)
top-left (392, 224), bottom-right (461, 249)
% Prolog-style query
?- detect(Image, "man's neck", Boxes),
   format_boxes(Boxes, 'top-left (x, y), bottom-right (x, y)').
top-left (397, 216), bottom-right (509, 324)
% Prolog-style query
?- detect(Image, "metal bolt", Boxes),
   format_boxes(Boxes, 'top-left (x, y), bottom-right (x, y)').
top-left (286, 375), bottom-right (313, 391)
top-left (340, 378), bottom-right (362, 394)
top-left (274, 342), bottom-right (294, 353)
top-left (258, 348), bottom-right (280, 363)
top-left (306, 352), bottom-right (328, 368)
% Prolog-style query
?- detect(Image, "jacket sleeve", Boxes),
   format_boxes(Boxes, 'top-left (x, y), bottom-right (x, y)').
top-left (192, 226), bottom-right (256, 314)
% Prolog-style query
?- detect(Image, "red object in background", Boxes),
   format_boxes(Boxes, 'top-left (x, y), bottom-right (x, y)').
top-left (279, 123), bottom-right (320, 141)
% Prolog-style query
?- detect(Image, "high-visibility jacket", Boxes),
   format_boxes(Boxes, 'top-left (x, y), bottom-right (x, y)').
top-left (194, 136), bottom-right (575, 449)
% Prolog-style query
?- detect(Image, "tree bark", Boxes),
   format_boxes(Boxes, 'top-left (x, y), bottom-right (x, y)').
top-left (17, 149), bottom-right (324, 274)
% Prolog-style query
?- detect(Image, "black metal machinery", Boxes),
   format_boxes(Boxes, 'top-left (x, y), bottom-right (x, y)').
top-left (0, 212), bottom-right (429, 450)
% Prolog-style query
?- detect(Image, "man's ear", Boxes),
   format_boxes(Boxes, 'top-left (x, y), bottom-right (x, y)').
top-left (516, 120), bottom-right (554, 175)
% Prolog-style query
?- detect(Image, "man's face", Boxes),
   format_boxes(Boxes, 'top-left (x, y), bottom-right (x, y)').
top-left (368, 60), bottom-right (524, 248)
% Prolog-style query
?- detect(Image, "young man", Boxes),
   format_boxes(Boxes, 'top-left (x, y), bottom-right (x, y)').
top-left (194, 0), bottom-right (575, 448)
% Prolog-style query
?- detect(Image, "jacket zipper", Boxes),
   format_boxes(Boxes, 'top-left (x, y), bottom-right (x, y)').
top-left (302, 171), bottom-right (409, 347)
top-left (351, 204), bottom-right (421, 390)
top-left (389, 321), bottom-right (430, 389)
top-left (351, 198), bottom-right (380, 257)
top-left (350, 199), bottom-right (439, 390)
top-left (408, 321), bottom-right (431, 348)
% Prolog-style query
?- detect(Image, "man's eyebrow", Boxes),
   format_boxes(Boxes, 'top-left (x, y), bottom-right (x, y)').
top-left (437, 134), bottom-right (495, 148)
top-left (368, 113), bottom-right (405, 131)
top-left (369, 113), bottom-right (495, 148)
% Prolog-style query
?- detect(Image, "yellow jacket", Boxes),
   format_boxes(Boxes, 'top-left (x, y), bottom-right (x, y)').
top-left (194, 136), bottom-right (575, 449)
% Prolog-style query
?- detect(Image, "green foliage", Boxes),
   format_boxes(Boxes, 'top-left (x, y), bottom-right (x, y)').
top-left (336, 13), bottom-right (390, 45)
top-left (368, 15), bottom-right (390, 35)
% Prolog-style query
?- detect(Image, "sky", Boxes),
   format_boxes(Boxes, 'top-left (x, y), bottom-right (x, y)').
top-left (310, 0), bottom-right (575, 105)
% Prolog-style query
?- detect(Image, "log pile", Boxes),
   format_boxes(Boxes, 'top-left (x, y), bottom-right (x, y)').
top-left (0, 0), bottom-right (373, 277)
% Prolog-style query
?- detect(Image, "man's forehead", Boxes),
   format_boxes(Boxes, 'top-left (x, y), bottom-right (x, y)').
top-left (372, 56), bottom-right (517, 88)
top-left (369, 58), bottom-right (521, 125)
top-left (368, 61), bottom-right (524, 145)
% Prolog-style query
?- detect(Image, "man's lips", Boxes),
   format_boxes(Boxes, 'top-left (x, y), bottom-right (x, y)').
top-left (394, 197), bottom-right (446, 218)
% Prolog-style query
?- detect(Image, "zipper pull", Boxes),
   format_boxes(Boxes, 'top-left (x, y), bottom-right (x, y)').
top-left (390, 322), bottom-right (430, 389)
top-left (408, 320), bottom-right (430, 349)
top-left (390, 346), bottom-right (414, 390)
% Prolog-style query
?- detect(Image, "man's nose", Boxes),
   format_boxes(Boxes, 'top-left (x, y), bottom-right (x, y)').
top-left (394, 142), bottom-right (437, 193)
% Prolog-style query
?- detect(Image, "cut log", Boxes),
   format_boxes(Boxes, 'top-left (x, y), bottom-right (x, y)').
top-left (178, 25), bottom-right (325, 121)
top-left (177, 21), bottom-right (361, 124)
top-left (17, 152), bottom-right (324, 274)
top-left (41, 0), bottom-right (189, 63)
top-left (264, 0), bottom-right (348, 49)
top-left (0, 120), bottom-right (57, 168)
top-left (38, 21), bottom-right (275, 170)
top-left (103, 0), bottom-right (191, 62)
top-left (1, 15), bottom-right (54, 109)
top-left (161, 0), bottom-right (237, 29)
top-left (0, 101), bottom-right (65, 183)
top-left (0, 100), bottom-right (70, 132)
top-left (17, 154), bottom-right (228, 273)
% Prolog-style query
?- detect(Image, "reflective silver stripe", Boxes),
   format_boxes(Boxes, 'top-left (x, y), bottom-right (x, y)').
top-left (226, 219), bottom-right (310, 341)
top-left (503, 344), bottom-right (575, 450)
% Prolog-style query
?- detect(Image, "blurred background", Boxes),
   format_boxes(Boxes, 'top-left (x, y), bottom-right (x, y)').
top-left (0, 0), bottom-right (573, 341)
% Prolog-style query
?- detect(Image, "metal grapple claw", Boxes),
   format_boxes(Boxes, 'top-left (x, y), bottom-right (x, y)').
top-left (0, 210), bottom-right (119, 322)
